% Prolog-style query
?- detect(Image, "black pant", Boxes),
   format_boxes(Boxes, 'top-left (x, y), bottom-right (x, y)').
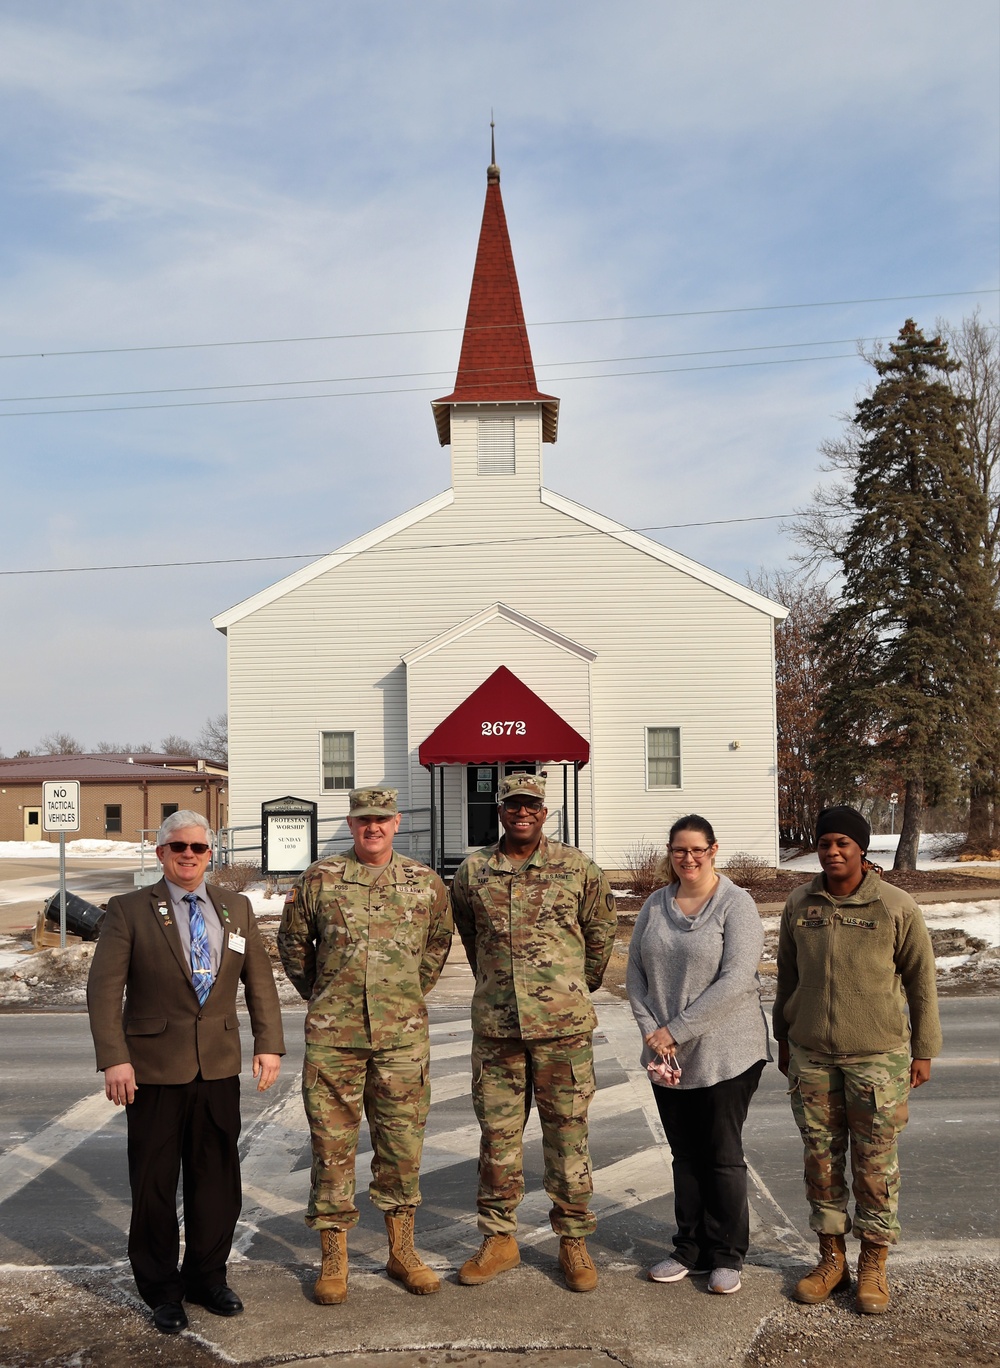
top-left (125, 1075), bottom-right (242, 1307)
top-left (651, 1060), bottom-right (765, 1272)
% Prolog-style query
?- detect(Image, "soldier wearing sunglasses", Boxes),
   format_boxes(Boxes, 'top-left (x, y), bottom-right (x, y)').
top-left (451, 772), bottom-right (616, 1293)
top-left (87, 809), bottom-right (284, 1334)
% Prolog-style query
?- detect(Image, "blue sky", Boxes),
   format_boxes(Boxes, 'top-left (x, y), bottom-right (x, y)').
top-left (1, 1), bottom-right (997, 754)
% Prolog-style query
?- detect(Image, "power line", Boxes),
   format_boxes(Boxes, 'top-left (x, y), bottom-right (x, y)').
top-left (0, 335), bottom-right (901, 406)
top-left (0, 350), bottom-right (862, 418)
top-left (1, 289), bottom-right (994, 362)
top-left (0, 512), bottom-right (811, 577)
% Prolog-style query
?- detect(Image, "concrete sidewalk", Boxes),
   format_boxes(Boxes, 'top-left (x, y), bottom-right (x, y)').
top-left (9, 1258), bottom-right (787, 1368)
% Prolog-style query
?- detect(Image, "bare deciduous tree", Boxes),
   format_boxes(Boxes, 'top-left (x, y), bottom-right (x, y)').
top-left (749, 569), bottom-right (832, 847)
top-left (36, 732), bottom-right (84, 755)
top-left (198, 713), bottom-right (228, 766)
top-left (159, 734), bottom-right (197, 756)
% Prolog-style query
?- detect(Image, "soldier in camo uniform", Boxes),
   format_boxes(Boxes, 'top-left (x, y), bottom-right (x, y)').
top-left (451, 772), bottom-right (616, 1293)
top-left (277, 787), bottom-right (452, 1304)
top-left (773, 805), bottom-right (941, 1315)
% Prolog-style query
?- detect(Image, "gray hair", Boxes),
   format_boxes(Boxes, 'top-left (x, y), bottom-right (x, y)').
top-left (157, 809), bottom-right (214, 847)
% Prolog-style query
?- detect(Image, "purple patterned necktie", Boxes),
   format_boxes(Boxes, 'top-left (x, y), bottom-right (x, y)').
top-left (184, 893), bottom-right (213, 1004)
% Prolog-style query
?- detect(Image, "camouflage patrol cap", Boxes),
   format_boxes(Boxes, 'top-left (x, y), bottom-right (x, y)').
top-left (348, 787), bottom-right (399, 818)
top-left (497, 772), bottom-right (546, 804)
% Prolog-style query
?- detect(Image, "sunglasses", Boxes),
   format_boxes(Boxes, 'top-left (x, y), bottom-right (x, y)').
top-left (501, 799), bottom-right (544, 813)
top-left (164, 841), bottom-right (211, 855)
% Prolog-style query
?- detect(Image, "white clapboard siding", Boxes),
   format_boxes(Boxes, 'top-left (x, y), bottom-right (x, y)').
top-left (221, 419), bottom-right (784, 865)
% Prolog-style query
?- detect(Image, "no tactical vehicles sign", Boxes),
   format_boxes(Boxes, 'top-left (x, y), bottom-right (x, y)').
top-left (42, 781), bottom-right (81, 832)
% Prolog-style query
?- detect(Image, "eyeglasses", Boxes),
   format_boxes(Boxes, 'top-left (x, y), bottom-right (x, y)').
top-left (669, 845), bottom-right (712, 858)
top-left (164, 841), bottom-right (211, 855)
top-left (502, 799), bottom-right (544, 813)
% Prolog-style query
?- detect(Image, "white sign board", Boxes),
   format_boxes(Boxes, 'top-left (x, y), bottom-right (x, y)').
top-left (42, 780), bottom-right (81, 832)
top-left (264, 814), bottom-right (313, 873)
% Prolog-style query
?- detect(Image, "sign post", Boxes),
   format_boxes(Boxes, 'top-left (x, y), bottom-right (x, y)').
top-left (42, 781), bottom-right (81, 948)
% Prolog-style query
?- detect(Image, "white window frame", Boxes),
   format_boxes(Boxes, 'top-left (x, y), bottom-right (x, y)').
top-left (477, 416), bottom-right (516, 476)
top-left (645, 726), bottom-right (682, 790)
top-left (319, 730), bottom-right (355, 792)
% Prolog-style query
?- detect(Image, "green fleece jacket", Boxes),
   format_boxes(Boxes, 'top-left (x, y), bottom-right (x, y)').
top-left (772, 871), bottom-right (942, 1059)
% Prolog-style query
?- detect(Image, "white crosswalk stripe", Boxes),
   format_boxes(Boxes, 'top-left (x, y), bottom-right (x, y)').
top-left (0, 1093), bottom-right (119, 1205)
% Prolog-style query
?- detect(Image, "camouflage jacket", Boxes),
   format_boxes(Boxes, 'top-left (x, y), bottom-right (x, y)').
top-left (452, 835), bottom-right (616, 1040)
top-left (278, 848), bottom-right (453, 1049)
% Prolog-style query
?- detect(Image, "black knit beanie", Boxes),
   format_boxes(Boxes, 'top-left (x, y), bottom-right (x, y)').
top-left (815, 805), bottom-right (871, 852)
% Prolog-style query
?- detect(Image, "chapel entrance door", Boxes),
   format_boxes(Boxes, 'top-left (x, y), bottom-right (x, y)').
top-left (465, 763), bottom-right (537, 848)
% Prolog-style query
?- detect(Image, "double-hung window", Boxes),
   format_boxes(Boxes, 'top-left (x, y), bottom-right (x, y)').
top-left (321, 731), bottom-right (355, 790)
top-left (646, 727), bottom-right (681, 788)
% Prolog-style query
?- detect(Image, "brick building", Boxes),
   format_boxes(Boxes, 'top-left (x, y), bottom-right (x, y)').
top-left (0, 753), bottom-right (227, 844)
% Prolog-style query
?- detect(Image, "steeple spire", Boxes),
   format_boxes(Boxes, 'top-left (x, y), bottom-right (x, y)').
top-left (432, 134), bottom-right (559, 447)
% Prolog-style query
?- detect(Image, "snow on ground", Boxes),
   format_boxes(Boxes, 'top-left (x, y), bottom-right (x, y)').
top-left (0, 839), bottom-right (146, 859)
top-left (758, 901), bottom-right (1000, 941)
top-left (247, 889), bottom-right (290, 916)
top-left (917, 900), bottom-right (1000, 946)
top-left (781, 832), bottom-right (999, 872)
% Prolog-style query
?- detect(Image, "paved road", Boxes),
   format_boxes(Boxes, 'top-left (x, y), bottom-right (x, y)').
top-left (1, 998), bottom-right (996, 1268)
top-left (0, 857), bottom-right (143, 933)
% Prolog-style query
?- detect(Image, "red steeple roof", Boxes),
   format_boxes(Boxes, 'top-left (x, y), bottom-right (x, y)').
top-left (432, 157), bottom-right (559, 446)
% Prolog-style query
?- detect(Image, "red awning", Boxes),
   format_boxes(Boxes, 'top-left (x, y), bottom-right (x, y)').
top-left (418, 666), bottom-right (590, 766)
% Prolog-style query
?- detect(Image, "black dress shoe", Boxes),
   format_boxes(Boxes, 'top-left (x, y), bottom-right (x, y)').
top-left (152, 1301), bottom-right (188, 1334)
top-left (186, 1284), bottom-right (244, 1316)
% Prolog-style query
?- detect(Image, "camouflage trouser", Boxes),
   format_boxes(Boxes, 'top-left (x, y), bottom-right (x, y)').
top-left (471, 1033), bottom-right (597, 1238)
top-left (301, 1039), bottom-right (429, 1230)
top-left (787, 1041), bottom-right (910, 1246)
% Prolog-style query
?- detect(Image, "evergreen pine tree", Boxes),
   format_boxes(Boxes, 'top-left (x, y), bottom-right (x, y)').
top-left (814, 320), bottom-right (993, 869)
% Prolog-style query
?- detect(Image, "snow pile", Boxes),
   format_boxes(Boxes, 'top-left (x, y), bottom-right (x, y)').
top-left (0, 839), bottom-right (147, 859)
top-left (782, 832), bottom-right (999, 872)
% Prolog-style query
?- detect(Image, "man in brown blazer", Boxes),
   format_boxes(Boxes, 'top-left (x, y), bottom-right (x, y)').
top-left (87, 809), bottom-right (284, 1334)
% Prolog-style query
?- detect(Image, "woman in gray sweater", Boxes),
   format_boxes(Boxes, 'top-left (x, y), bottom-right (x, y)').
top-left (626, 815), bottom-right (770, 1295)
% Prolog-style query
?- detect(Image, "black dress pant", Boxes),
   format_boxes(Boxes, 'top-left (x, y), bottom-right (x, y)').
top-left (125, 1075), bottom-right (241, 1307)
top-left (651, 1059), bottom-right (765, 1272)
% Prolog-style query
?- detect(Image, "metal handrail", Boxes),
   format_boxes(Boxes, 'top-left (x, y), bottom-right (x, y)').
top-left (214, 807), bottom-right (432, 867)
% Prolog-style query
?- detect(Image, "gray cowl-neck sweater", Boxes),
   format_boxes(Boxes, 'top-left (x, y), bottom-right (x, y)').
top-left (626, 873), bottom-right (771, 1089)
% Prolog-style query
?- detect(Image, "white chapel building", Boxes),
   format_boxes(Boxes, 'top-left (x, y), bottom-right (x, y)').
top-left (212, 156), bottom-right (788, 872)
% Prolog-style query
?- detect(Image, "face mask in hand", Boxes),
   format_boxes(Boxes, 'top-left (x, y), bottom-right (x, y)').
top-left (647, 1051), bottom-right (682, 1086)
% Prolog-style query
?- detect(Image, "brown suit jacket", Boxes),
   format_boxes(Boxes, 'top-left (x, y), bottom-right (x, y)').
top-left (87, 879), bottom-right (285, 1085)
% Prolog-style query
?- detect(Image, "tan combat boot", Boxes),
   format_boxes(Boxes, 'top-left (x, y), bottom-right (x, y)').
top-left (458, 1233), bottom-right (521, 1285)
top-left (314, 1228), bottom-right (348, 1304)
top-left (793, 1233), bottom-right (850, 1304)
top-left (856, 1240), bottom-right (890, 1314)
top-left (559, 1236), bottom-right (598, 1292)
top-left (384, 1207), bottom-right (440, 1295)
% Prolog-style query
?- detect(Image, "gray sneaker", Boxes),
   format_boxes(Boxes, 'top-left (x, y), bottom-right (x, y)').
top-left (649, 1257), bottom-right (708, 1283)
top-left (708, 1267), bottom-right (741, 1295)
